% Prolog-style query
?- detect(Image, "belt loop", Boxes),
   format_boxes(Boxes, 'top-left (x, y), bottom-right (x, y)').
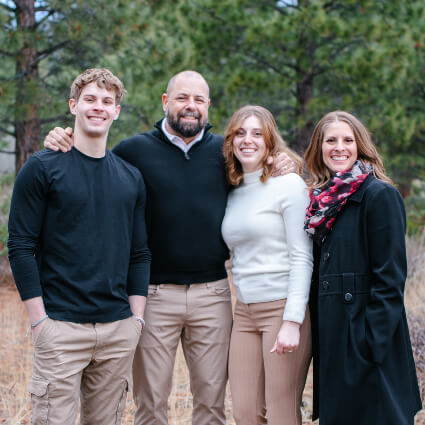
top-left (342, 273), bottom-right (354, 304)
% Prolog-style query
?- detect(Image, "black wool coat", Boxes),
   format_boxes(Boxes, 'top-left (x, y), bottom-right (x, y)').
top-left (310, 175), bottom-right (422, 425)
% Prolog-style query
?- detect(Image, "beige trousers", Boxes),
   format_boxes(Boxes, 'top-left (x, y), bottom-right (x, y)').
top-left (229, 299), bottom-right (312, 425)
top-left (132, 278), bottom-right (233, 425)
top-left (29, 316), bottom-right (141, 425)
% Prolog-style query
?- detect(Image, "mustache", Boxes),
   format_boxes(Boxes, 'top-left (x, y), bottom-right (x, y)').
top-left (178, 111), bottom-right (200, 119)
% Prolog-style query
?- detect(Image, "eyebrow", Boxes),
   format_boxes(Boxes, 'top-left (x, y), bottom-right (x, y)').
top-left (83, 94), bottom-right (114, 100)
top-left (175, 92), bottom-right (208, 99)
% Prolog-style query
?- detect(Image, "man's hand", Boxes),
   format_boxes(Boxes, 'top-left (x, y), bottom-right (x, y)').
top-left (268, 152), bottom-right (297, 177)
top-left (23, 297), bottom-right (48, 344)
top-left (270, 320), bottom-right (301, 355)
top-left (31, 318), bottom-right (48, 344)
top-left (129, 295), bottom-right (147, 330)
top-left (44, 127), bottom-right (74, 152)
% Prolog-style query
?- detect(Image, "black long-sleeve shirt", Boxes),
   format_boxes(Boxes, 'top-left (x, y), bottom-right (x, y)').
top-left (8, 147), bottom-right (150, 323)
top-left (113, 120), bottom-right (230, 284)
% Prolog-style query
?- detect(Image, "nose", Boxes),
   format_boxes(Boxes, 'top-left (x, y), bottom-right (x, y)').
top-left (334, 138), bottom-right (345, 150)
top-left (185, 97), bottom-right (196, 109)
top-left (93, 100), bottom-right (104, 110)
top-left (241, 133), bottom-right (252, 144)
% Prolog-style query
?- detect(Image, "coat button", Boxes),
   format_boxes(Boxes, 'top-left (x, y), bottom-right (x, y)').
top-left (323, 252), bottom-right (330, 261)
top-left (344, 292), bottom-right (353, 302)
top-left (322, 281), bottom-right (329, 290)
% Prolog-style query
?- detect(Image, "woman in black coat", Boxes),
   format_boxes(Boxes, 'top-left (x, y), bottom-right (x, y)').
top-left (303, 111), bottom-right (422, 425)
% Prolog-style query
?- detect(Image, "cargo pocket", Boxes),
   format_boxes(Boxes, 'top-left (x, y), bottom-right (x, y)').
top-left (28, 376), bottom-right (49, 424)
top-left (115, 379), bottom-right (129, 425)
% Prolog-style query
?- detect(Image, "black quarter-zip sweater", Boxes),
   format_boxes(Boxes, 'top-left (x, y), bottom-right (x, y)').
top-left (113, 119), bottom-right (230, 284)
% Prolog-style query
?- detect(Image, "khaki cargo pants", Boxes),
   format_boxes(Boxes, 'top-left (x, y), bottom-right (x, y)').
top-left (29, 316), bottom-right (141, 425)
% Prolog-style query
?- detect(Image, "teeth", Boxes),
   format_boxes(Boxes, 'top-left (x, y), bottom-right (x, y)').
top-left (241, 148), bottom-right (256, 153)
top-left (89, 117), bottom-right (104, 121)
top-left (331, 156), bottom-right (348, 161)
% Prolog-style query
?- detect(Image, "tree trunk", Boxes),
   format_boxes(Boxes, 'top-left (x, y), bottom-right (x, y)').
top-left (294, 72), bottom-right (314, 154)
top-left (14, 0), bottom-right (40, 174)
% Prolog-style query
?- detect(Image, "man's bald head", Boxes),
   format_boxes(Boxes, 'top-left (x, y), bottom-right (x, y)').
top-left (166, 71), bottom-right (210, 98)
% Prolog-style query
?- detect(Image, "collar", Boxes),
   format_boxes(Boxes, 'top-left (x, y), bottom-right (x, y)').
top-left (349, 174), bottom-right (374, 203)
top-left (161, 118), bottom-right (205, 146)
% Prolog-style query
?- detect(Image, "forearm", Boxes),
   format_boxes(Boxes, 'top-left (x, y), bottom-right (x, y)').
top-left (128, 295), bottom-right (147, 318)
top-left (282, 182), bottom-right (313, 323)
top-left (8, 240), bottom-right (43, 300)
top-left (23, 297), bottom-right (47, 324)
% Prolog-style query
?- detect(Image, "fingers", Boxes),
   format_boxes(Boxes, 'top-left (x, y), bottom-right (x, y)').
top-left (44, 127), bottom-right (74, 152)
top-left (270, 340), bottom-right (297, 355)
top-left (271, 152), bottom-right (296, 176)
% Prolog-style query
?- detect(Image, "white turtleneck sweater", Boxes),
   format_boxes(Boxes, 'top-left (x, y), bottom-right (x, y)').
top-left (221, 170), bottom-right (313, 324)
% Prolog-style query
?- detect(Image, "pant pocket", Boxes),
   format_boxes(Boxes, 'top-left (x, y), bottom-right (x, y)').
top-left (115, 379), bottom-right (129, 425)
top-left (28, 376), bottom-right (49, 425)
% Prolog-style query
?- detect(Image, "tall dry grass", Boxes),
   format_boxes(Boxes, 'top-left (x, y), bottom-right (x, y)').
top-left (0, 231), bottom-right (424, 424)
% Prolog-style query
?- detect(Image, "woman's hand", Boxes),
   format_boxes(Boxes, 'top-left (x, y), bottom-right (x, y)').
top-left (270, 320), bottom-right (300, 355)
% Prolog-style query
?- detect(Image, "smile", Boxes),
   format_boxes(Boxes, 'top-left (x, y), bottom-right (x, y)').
top-left (331, 155), bottom-right (349, 161)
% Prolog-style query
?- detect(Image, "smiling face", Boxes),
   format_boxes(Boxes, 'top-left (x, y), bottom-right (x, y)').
top-left (162, 74), bottom-right (210, 141)
top-left (69, 81), bottom-right (120, 138)
top-left (322, 121), bottom-right (358, 173)
top-left (232, 115), bottom-right (267, 173)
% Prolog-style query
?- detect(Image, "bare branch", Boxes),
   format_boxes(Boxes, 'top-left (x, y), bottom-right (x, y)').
top-left (243, 50), bottom-right (299, 74)
top-left (0, 2), bottom-right (15, 13)
top-left (0, 48), bottom-right (15, 57)
top-left (35, 9), bottom-right (57, 27)
top-left (0, 149), bottom-right (16, 154)
top-left (0, 126), bottom-right (15, 137)
top-left (37, 40), bottom-right (70, 59)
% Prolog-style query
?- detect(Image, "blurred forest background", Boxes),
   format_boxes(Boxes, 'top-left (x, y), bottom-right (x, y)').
top-left (0, 1), bottom-right (424, 423)
top-left (0, 0), bottom-right (424, 221)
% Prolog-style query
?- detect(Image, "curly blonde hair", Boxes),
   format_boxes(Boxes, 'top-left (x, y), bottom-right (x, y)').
top-left (223, 105), bottom-right (303, 186)
top-left (70, 68), bottom-right (126, 105)
top-left (304, 111), bottom-right (392, 189)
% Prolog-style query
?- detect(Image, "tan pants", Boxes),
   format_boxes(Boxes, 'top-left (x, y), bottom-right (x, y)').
top-left (29, 316), bottom-right (141, 425)
top-left (132, 278), bottom-right (233, 425)
top-left (229, 299), bottom-right (312, 425)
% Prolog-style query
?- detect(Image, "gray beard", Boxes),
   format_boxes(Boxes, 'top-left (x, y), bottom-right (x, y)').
top-left (166, 111), bottom-right (206, 138)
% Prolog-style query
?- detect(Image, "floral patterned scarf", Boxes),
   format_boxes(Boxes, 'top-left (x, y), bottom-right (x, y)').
top-left (304, 161), bottom-right (373, 245)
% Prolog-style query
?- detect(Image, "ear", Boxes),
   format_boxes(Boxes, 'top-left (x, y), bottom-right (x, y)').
top-left (162, 93), bottom-right (168, 113)
top-left (113, 104), bottom-right (121, 121)
top-left (69, 98), bottom-right (77, 115)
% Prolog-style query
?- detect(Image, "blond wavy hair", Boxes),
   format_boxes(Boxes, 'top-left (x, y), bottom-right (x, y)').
top-left (70, 68), bottom-right (126, 105)
top-left (304, 110), bottom-right (392, 189)
top-left (223, 105), bottom-right (303, 186)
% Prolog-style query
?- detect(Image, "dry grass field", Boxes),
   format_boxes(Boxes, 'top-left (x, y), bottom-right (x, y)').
top-left (0, 249), bottom-right (424, 425)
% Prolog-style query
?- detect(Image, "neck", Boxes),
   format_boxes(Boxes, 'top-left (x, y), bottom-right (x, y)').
top-left (73, 127), bottom-right (107, 158)
top-left (164, 119), bottom-right (200, 145)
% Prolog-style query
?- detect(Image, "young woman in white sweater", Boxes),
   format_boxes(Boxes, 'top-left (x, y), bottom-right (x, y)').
top-left (221, 105), bottom-right (313, 425)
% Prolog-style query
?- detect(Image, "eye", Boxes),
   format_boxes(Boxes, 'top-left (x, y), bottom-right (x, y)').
top-left (345, 138), bottom-right (354, 143)
top-left (195, 97), bottom-right (207, 104)
top-left (176, 96), bottom-right (187, 102)
top-left (325, 137), bottom-right (336, 143)
top-left (254, 131), bottom-right (262, 137)
top-left (235, 129), bottom-right (244, 136)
